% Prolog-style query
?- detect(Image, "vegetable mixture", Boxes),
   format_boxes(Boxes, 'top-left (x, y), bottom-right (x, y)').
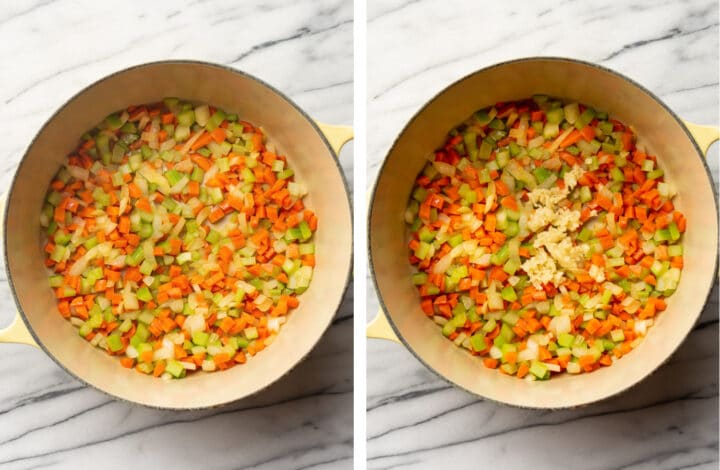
top-left (406, 96), bottom-right (685, 380)
top-left (41, 98), bottom-right (317, 379)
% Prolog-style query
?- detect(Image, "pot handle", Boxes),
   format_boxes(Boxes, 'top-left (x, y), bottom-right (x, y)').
top-left (683, 120), bottom-right (719, 156)
top-left (0, 194), bottom-right (38, 347)
top-left (0, 314), bottom-right (37, 346)
top-left (315, 122), bottom-right (354, 157)
top-left (366, 309), bottom-right (401, 343)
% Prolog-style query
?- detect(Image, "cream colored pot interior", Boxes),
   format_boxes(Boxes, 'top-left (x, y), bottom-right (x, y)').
top-left (370, 59), bottom-right (717, 408)
top-left (6, 62), bottom-right (352, 408)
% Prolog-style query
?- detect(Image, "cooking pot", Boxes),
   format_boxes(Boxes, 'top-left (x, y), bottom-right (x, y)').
top-left (368, 57), bottom-right (718, 408)
top-left (0, 61), bottom-right (353, 409)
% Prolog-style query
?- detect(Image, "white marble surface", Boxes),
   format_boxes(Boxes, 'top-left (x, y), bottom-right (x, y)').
top-left (367, 0), bottom-right (718, 468)
top-left (0, 1), bottom-right (353, 469)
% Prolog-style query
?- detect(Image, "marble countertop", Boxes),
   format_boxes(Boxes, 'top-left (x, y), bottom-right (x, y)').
top-left (366, 0), bottom-right (718, 469)
top-left (0, 1), bottom-right (353, 469)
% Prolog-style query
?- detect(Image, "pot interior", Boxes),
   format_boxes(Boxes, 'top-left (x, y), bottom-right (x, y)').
top-left (6, 62), bottom-right (352, 408)
top-left (370, 58), bottom-right (717, 408)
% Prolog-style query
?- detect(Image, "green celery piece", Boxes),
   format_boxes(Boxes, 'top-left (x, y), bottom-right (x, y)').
top-left (166, 360), bottom-right (185, 378)
top-left (503, 258), bottom-right (520, 276)
top-left (277, 169), bottom-right (294, 179)
top-left (418, 226), bottom-right (435, 243)
top-left (205, 110), bottom-right (226, 131)
top-left (533, 167), bottom-right (552, 183)
top-left (285, 227), bottom-right (302, 242)
top-left (546, 107), bottom-right (564, 124)
top-left (414, 241), bottom-right (431, 260)
top-left (499, 323), bottom-right (514, 341)
top-left (508, 141), bottom-right (521, 157)
top-left (529, 360), bottom-right (549, 379)
top-left (50, 245), bottom-right (67, 263)
top-left (575, 108), bottom-right (595, 130)
top-left (557, 333), bottom-right (575, 348)
top-left (96, 133), bottom-right (111, 164)
top-left (463, 131), bottom-right (478, 159)
top-left (78, 322), bottom-right (93, 337)
top-left (474, 110), bottom-right (492, 126)
top-left (105, 113), bottom-right (124, 130)
top-left (177, 109), bottom-right (195, 127)
top-left (441, 321), bottom-right (456, 337)
top-left (190, 166), bottom-right (205, 183)
top-left (577, 227), bottom-right (592, 243)
top-left (54, 231), bottom-right (71, 246)
top-left (470, 334), bottom-right (486, 352)
top-left (647, 168), bottom-right (664, 180)
top-left (411, 272), bottom-right (428, 286)
top-left (107, 333), bottom-right (123, 352)
top-left (447, 233), bottom-right (464, 248)
top-left (48, 275), bottom-right (63, 288)
top-left (206, 229), bottom-right (222, 244)
top-left (500, 286), bottom-right (517, 302)
top-left (478, 139), bottom-right (493, 160)
top-left (610, 167), bottom-right (625, 182)
top-left (412, 187), bottom-right (427, 203)
top-left (482, 318), bottom-right (497, 333)
top-left (136, 286), bottom-right (153, 302)
top-left (490, 244), bottom-right (509, 265)
top-left (165, 169), bottom-right (184, 186)
top-left (192, 330), bottom-right (210, 346)
top-left (299, 220), bottom-right (312, 241)
top-left (503, 221), bottom-right (519, 238)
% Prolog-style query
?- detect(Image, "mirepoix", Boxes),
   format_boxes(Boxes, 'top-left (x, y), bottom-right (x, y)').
top-left (405, 95), bottom-right (685, 380)
top-left (41, 99), bottom-right (317, 379)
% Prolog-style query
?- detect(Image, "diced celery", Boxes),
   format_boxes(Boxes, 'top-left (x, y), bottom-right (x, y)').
top-left (490, 244), bottom-right (509, 266)
top-left (177, 109), bottom-right (195, 127)
top-left (546, 107), bottom-right (564, 124)
top-left (478, 139), bottom-right (493, 160)
top-left (138, 311), bottom-right (155, 325)
top-left (107, 333), bottom-right (123, 352)
top-left (136, 286), bottom-right (153, 302)
top-left (533, 167), bottom-right (552, 184)
top-left (558, 333), bottom-right (575, 348)
top-left (192, 330), bottom-right (210, 346)
top-left (205, 110), bottom-right (226, 131)
top-left (647, 168), bottom-right (664, 180)
top-left (470, 334), bottom-right (486, 352)
top-left (206, 229), bottom-right (222, 245)
top-left (482, 318), bottom-right (497, 333)
top-left (166, 359), bottom-right (185, 378)
top-left (529, 360), bottom-right (549, 379)
top-left (296, 221), bottom-right (311, 242)
top-left (610, 167), bottom-right (625, 182)
top-left (244, 327), bottom-right (259, 340)
top-left (668, 244), bottom-right (683, 257)
top-left (441, 321), bottom-right (456, 337)
top-left (418, 226), bottom-right (435, 243)
top-left (411, 272), bottom-right (428, 285)
top-left (610, 329), bottom-right (625, 342)
top-left (500, 286), bottom-right (517, 302)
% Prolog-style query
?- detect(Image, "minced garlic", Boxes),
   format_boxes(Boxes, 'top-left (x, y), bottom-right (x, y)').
top-left (521, 166), bottom-right (588, 288)
top-left (521, 248), bottom-right (565, 289)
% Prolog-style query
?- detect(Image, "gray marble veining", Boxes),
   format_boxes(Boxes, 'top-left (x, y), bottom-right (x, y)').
top-left (366, 0), bottom-right (718, 468)
top-left (0, 1), bottom-right (353, 469)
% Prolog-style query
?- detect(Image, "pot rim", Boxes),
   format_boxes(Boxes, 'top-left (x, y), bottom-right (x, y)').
top-left (367, 56), bottom-right (719, 409)
top-left (4, 59), bottom-right (354, 410)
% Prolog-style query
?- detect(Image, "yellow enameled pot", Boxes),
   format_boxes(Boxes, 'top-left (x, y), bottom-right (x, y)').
top-left (368, 57), bottom-right (718, 408)
top-left (0, 61), bottom-right (353, 409)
